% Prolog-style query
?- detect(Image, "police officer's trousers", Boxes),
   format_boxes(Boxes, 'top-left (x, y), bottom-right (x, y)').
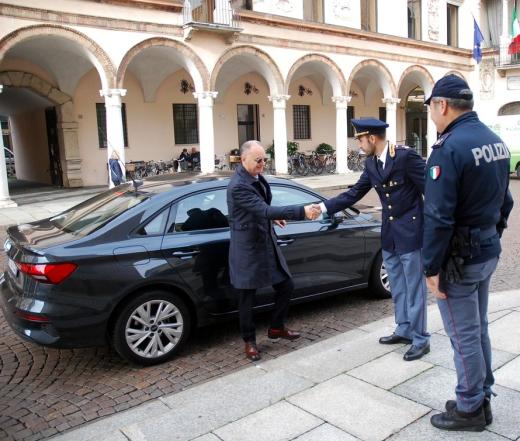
top-left (437, 257), bottom-right (499, 413)
top-left (382, 249), bottom-right (429, 348)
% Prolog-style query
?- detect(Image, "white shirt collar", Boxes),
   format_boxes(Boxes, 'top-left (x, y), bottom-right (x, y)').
top-left (377, 143), bottom-right (389, 169)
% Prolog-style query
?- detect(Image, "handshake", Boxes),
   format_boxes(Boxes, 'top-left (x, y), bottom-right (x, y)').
top-left (304, 204), bottom-right (322, 221)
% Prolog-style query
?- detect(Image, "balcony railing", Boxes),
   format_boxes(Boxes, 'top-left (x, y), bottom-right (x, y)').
top-left (493, 46), bottom-right (520, 68)
top-left (183, 0), bottom-right (240, 28)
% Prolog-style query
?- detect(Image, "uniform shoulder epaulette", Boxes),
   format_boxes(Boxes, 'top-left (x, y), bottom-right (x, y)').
top-left (432, 133), bottom-right (452, 149)
top-left (389, 144), bottom-right (409, 158)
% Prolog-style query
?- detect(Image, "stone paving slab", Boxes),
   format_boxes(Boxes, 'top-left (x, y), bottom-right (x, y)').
top-left (484, 383), bottom-right (520, 440)
top-left (494, 355), bottom-right (520, 392)
top-left (213, 400), bottom-right (322, 441)
top-left (393, 333), bottom-right (517, 372)
top-left (50, 401), bottom-right (170, 441)
top-left (387, 411), bottom-right (510, 441)
top-left (260, 329), bottom-right (397, 383)
top-left (288, 374), bottom-right (430, 441)
top-left (120, 367), bottom-right (313, 441)
top-left (391, 365), bottom-right (456, 412)
top-left (489, 311), bottom-right (520, 354)
top-left (293, 423), bottom-right (359, 441)
top-left (348, 351), bottom-right (433, 390)
top-left (192, 434), bottom-right (221, 441)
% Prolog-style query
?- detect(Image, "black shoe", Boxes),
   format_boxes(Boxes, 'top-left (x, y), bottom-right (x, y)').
top-left (403, 344), bottom-right (430, 361)
top-left (446, 397), bottom-right (492, 425)
top-left (379, 334), bottom-right (412, 345)
top-left (431, 406), bottom-right (486, 432)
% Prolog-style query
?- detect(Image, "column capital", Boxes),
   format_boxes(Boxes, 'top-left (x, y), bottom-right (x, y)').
top-left (268, 94), bottom-right (291, 109)
top-left (331, 95), bottom-right (352, 108)
top-left (382, 97), bottom-right (401, 105)
top-left (193, 91), bottom-right (218, 100)
top-left (99, 88), bottom-right (127, 98)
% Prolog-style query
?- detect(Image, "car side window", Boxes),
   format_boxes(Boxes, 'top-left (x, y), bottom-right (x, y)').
top-left (136, 208), bottom-right (169, 236)
top-left (271, 186), bottom-right (326, 222)
top-left (169, 189), bottom-right (229, 233)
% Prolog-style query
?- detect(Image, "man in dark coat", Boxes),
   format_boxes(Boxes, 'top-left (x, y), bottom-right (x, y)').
top-left (312, 118), bottom-right (430, 361)
top-left (227, 140), bottom-right (316, 361)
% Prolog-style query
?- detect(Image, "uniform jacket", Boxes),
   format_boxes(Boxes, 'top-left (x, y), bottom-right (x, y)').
top-left (423, 111), bottom-right (514, 275)
top-left (324, 146), bottom-right (426, 254)
top-left (227, 165), bottom-right (305, 289)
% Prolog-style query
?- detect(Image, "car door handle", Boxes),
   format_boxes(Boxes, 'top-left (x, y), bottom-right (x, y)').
top-left (171, 250), bottom-right (200, 259)
top-left (277, 239), bottom-right (294, 247)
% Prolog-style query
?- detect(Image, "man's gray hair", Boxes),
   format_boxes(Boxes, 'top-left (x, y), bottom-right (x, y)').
top-left (240, 140), bottom-right (263, 157)
top-left (432, 97), bottom-right (474, 111)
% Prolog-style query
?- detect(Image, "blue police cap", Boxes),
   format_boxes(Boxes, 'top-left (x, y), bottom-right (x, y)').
top-left (351, 118), bottom-right (389, 138)
top-left (424, 74), bottom-right (473, 105)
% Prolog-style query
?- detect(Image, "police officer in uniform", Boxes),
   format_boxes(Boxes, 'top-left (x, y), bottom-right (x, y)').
top-left (314, 118), bottom-right (430, 361)
top-left (423, 75), bottom-right (514, 431)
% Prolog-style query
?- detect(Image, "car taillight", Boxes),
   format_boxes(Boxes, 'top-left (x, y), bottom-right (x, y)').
top-left (14, 310), bottom-right (50, 323)
top-left (16, 262), bottom-right (77, 284)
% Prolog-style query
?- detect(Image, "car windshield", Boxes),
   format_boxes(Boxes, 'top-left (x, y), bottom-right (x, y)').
top-left (50, 184), bottom-right (149, 236)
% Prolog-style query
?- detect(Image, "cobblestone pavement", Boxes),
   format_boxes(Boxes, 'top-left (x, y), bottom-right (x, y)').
top-left (0, 179), bottom-right (519, 441)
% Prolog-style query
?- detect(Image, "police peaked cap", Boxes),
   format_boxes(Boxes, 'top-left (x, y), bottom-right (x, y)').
top-left (424, 74), bottom-right (473, 105)
top-left (351, 118), bottom-right (389, 138)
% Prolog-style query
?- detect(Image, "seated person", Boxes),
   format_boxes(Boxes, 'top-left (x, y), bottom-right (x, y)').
top-left (178, 148), bottom-right (190, 170)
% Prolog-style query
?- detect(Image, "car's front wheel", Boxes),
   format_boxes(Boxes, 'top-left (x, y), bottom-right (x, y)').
top-left (112, 290), bottom-right (191, 365)
top-left (368, 251), bottom-right (392, 299)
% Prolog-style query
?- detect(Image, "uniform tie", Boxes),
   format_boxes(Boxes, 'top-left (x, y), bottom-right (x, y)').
top-left (377, 158), bottom-right (384, 174)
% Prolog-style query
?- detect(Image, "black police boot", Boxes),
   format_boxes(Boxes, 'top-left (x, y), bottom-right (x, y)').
top-left (431, 405), bottom-right (486, 432)
top-left (446, 397), bottom-right (492, 425)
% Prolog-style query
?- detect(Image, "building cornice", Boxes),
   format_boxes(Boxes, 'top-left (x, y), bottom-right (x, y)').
top-left (237, 10), bottom-right (472, 62)
top-left (0, 3), bottom-right (183, 35)
top-left (237, 33), bottom-right (472, 72)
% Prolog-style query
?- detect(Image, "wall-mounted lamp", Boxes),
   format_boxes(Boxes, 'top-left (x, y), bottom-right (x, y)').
top-left (244, 82), bottom-right (259, 95)
top-left (298, 85), bottom-right (313, 96)
top-left (180, 79), bottom-right (195, 94)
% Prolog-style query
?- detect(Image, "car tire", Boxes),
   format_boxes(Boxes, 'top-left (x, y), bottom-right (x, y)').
top-left (368, 251), bottom-right (392, 299)
top-left (516, 165), bottom-right (520, 179)
top-left (112, 290), bottom-right (191, 366)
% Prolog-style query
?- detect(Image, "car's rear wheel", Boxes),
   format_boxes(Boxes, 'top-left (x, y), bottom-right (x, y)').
top-left (368, 251), bottom-right (392, 299)
top-left (112, 290), bottom-right (191, 365)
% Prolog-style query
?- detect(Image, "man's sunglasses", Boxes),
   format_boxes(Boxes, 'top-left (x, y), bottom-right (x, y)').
top-left (254, 157), bottom-right (269, 164)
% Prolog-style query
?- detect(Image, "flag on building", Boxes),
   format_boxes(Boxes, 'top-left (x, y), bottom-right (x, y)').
top-left (509, 2), bottom-right (520, 55)
top-left (473, 18), bottom-right (484, 63)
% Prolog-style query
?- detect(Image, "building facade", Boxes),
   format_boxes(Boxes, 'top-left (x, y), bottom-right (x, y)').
top-left (0, 0), bottom-right (519, 205)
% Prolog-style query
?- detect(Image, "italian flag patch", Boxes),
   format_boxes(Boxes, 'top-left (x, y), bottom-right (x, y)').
top-left (429, 166), bottom-right (441, 180)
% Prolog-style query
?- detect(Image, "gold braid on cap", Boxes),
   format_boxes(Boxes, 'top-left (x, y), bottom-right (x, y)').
top-left (354, 130), bottom-right (369, 138)
top-left (389, 143), bottom-right (396, 158)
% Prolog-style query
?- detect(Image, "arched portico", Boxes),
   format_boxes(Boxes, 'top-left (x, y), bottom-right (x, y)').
top-left (397, 65), bottom-right (435, 156)
top-left (286, 54), bottom-right (350, 173)
top-left (211, 46), bottom-right (287, 172)
top-left (347, 59), bottom-right (399, 145)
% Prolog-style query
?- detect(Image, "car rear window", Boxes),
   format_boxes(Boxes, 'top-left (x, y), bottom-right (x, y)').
top-left (50, 185), bottom-right (149, 236)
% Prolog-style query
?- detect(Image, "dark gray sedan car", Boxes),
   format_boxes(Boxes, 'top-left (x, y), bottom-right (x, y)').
top-left (1, 176), bottom-right (388, 365)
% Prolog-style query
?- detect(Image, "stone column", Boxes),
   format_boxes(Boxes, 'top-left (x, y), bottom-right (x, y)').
top-left (268, 94), bottom-right (290, 174)
top-left (100, 88), bottom-right (127, 187)
top-left (0, 85), bottom-right (17, 208)
top-left (382, 97), bottom-right (401, 146)
top-left (427, 107), bottom-right (438, 158)
top-left (332, 96), bottom-right (351, 174)
top-left (194, 91), bottom-right (218, 174)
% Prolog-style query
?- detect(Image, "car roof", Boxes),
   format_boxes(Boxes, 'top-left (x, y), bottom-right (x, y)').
top-left (136, 173), bottom-right (314, 198)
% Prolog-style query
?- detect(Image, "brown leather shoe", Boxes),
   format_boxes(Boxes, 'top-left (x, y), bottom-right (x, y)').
top-left (267, 327), bottom-right (301, 341)
top-left (244, 341), bottom-right (261, 361)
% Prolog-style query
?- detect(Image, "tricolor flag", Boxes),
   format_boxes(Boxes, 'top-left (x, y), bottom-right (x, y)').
top-left (509, 2), bottom-right (520, 55)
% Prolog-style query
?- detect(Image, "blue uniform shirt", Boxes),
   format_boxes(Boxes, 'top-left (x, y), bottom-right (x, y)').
top-left (325, 145), bottom-right (426, 254)
top-left (423, 111), bottom-right (514, 276)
